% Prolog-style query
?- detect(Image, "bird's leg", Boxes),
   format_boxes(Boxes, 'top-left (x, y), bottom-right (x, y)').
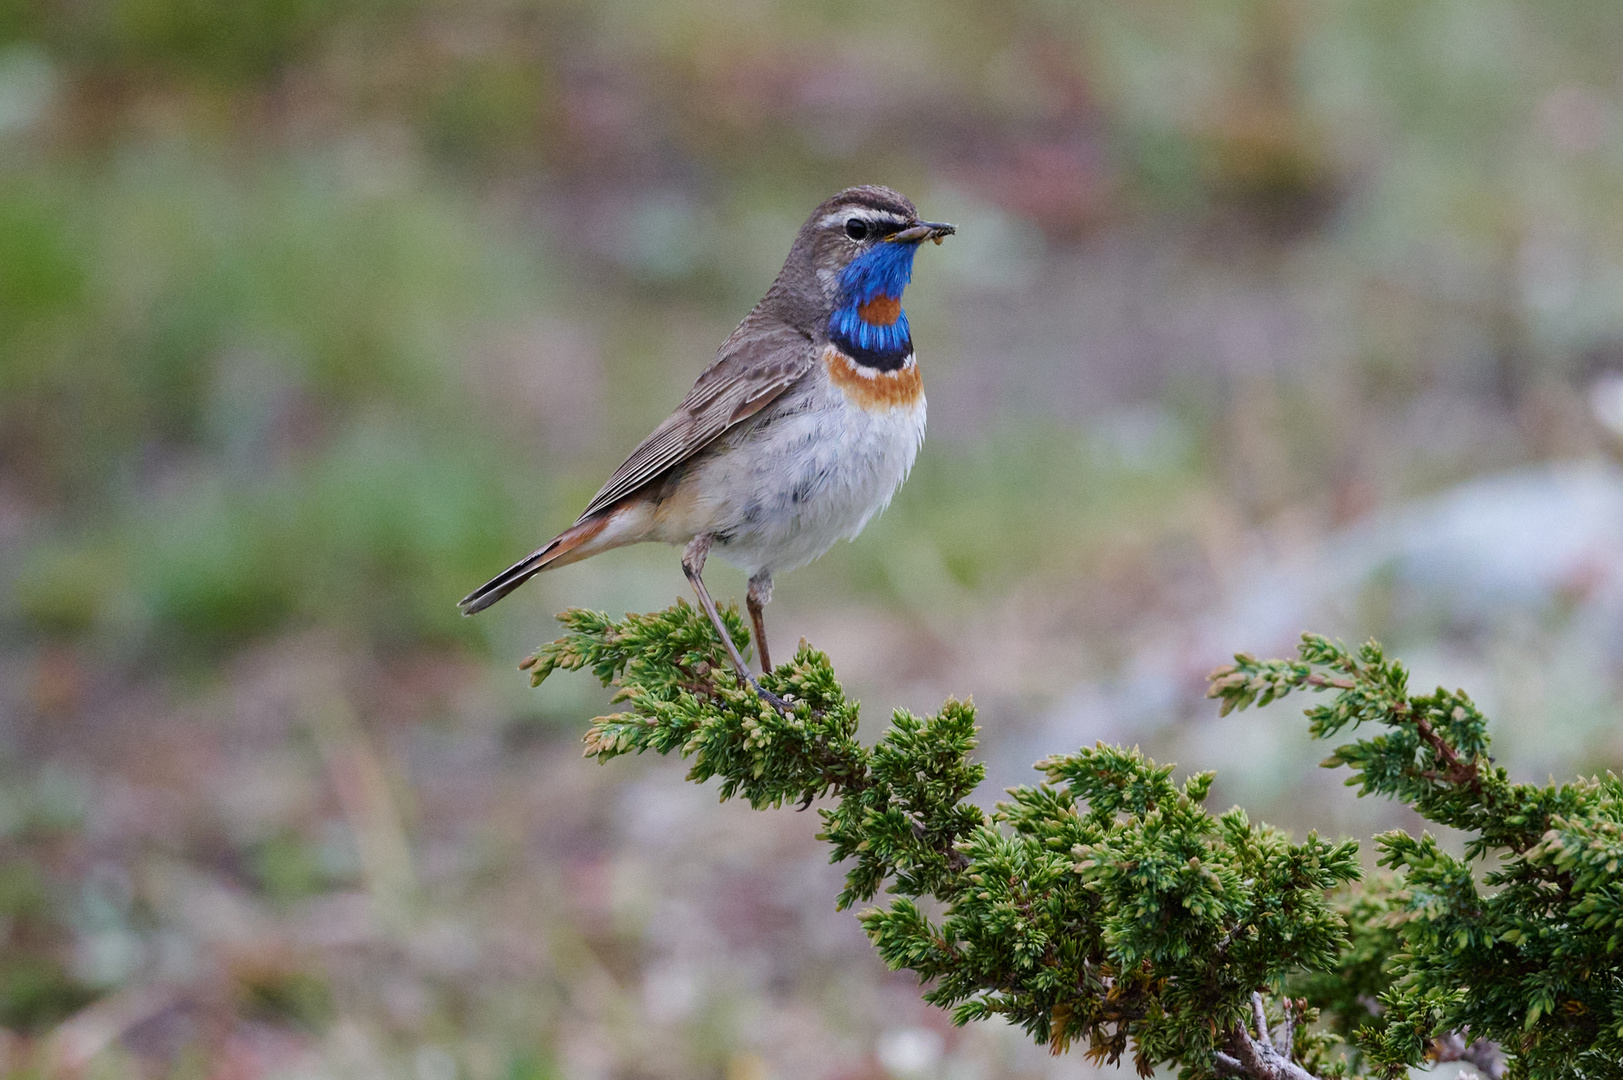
top-left (681, 536), bottom-right (748, 674)
top-left (746, 571), bottom-right (774, 673)
top-left (682, 537), bottom-right (790, 714)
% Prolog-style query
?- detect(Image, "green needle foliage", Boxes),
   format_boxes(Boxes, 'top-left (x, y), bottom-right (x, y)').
top-left (1212, 635), bottom-right (1623, 1078)
top-left (527, 605), bottom-right (1621, 1079)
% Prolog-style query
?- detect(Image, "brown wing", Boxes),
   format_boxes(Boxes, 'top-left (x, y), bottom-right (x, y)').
top-left (576, 319), bottom-right (816, 522)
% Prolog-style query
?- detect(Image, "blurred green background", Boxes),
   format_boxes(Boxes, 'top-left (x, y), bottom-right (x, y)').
top-left (3, 0), bottom-right (1623, 1076)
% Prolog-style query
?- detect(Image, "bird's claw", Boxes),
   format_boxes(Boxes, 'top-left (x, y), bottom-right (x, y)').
top-left (747, 675), bottom-right (794, 717)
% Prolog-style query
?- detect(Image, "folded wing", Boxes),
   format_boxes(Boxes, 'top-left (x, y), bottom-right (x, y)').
top-left (576, 318), bottom-right (816, 522)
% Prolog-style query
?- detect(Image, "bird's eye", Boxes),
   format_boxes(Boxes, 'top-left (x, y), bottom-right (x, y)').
top-left (844, 218), bottom-right (869, 241)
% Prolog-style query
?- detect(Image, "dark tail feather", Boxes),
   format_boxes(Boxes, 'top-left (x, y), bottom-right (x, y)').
top-left (458, 515), bottom-right (611, 615)
top-left (458, 549), bottom-right (551, 614)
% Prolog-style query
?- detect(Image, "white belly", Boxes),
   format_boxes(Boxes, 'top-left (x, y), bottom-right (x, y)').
top-left (679, 379), bottom-right (926, 577)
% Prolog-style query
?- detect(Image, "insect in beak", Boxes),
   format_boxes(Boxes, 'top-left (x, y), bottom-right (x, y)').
top-left (889, 221), bottom-right (956, 245)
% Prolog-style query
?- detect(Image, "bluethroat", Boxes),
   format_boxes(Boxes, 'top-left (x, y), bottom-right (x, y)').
top-left (460, 186), bottom-right (955, 711)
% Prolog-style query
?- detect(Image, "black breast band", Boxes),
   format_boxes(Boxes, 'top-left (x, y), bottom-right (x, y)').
top-left (830, 328), bottom-right (913, 372)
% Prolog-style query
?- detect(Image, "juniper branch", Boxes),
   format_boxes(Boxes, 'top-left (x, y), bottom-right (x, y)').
top-left (1212, 633), bottom-right (1623, 1078)
top-left (524, 608), bottom-right (1623, 1079)
top-left (526, 603), bottom-right (1359, 1080)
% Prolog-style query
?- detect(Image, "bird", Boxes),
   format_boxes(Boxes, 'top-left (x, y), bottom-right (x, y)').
top-left (459, 185), bottom-right (954, 711)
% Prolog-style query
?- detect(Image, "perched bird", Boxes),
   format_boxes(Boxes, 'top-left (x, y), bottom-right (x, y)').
top-left (460, 186), bottom-right (954, 710)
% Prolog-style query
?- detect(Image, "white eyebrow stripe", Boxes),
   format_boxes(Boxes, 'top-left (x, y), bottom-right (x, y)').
top-left (818, 208), bottom-right (910, 229)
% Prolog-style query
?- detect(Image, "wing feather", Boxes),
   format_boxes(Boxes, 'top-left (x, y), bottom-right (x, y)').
top-left (576, 320), bottom-right (816, 522)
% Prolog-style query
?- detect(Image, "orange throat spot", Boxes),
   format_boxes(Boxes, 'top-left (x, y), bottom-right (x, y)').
top-left (824, 346), bottom-right (922, 412)
top-left (857, 295), bottom-right (902, 326)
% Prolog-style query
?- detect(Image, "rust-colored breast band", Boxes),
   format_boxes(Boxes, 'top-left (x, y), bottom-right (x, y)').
top-left (824, 346), bottom-right (922, 412)
top-left (857, 295), bottom-right (902, 326)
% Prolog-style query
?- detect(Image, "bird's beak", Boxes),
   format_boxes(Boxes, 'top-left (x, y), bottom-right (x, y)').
top-left (890, 220), bottom-right (956, 245)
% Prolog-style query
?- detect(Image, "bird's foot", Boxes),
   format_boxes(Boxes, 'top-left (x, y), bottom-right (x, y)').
top-left (745, 674), bottom-right (794, 717)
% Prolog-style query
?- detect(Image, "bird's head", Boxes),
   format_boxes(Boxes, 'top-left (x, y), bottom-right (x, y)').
top-left (800, 186), bottom-right (955, 302)
top-left (791, 185), bottom-right (954, 367)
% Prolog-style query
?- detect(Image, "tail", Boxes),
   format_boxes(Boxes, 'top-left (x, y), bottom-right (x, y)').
top-left (458, 513), bottom-right (617, 615)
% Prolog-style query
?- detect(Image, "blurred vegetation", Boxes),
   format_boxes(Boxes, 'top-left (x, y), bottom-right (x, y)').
top-left (9, 0), bottom-right (1623, 655)
top-left (1, 0), bottom-right (1622, 1075)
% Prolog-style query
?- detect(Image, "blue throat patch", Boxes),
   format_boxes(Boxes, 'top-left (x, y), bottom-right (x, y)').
top-left (829, 241), bottom-right (918, 371)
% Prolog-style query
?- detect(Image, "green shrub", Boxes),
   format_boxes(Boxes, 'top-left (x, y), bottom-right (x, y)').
top-left (525, 602), bottom-right (1623, 1079)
